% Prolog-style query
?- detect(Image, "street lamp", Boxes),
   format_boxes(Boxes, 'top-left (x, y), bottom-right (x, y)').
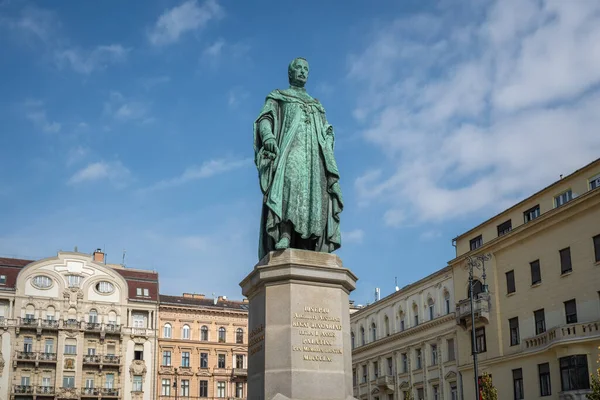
top-left (173, 367), bottom-right (178, 400)
top-left (466, 253), bottom-right (490, 400)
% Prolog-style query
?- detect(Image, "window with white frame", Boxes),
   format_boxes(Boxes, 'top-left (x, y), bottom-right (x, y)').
top-left (0, 275), bottom-right (6, 284)
top-left (63, 376), bottom-right (75, 388)
top-left (589, 173), bottom-right (600, 190)
top-left (66, 274), bottom-right (81, 288)
top-left (32, 275), bottom-right (52, 289)
top-left (555, 189), bottom-right (573, 208)
top-left (163, 323), bottom-right (172, 338)
top-left (444, 292), bottom-right (451, 314)
top-left (133, 375), bottom-right (142, 392)
top-left (105, 374), bottom-right (114, 388)
top-left (181, 380), bottom-right (189, 396)
top-left (132, 314), bottom-right (144, 328)
top-left (161, 379), bottom-right (171, 396)
top-left (217, 381), bottom-right (226, 398)
top-left (201, 325), bottom-right (209, 341)
top-left (428, 298), bottom-right (434, 320)
top-left (88, 309), bottom-right (98, 323)
top-left (182, 324), bottom-right (190, 339)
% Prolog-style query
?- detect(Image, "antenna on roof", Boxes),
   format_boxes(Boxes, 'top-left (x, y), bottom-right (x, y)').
top-left (122, 249), bottom-right (126, 266)
top-left (395, 277), bottom-right (399, 292)
top-left (74, 246), bottom-right (78, 252)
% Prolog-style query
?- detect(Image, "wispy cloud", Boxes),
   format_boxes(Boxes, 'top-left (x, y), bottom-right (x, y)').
top-left (0, 6), bottom-right (59, 43)
top-left (66, 146), bottom-right (89, 166)
top-left (227, 87), bottom-right (249, 108)
top-left (139, 75), bottom-right (171, 90)
top-left (103, 91), bottom-right (152, 123)
top-left (68, 161), bottom-right (132, 188)
top-left (350, 0), bottom-right (600, 227)
top-left (142, 157), bottom-right (251, 192)
top-left (148, 0), bottom-right (223, 46)
top-left (54, 44), bottom-right (130, 74)
top-left (23, 99), bottom-right (61, 133)
top-left (200, 38), bottom-right (250, 67)
top-left (343, 229), bottom-right (365, 244)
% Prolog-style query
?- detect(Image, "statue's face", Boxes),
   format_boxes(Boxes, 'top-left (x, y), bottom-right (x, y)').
top-left (289, 59), bottom-right (309, 87)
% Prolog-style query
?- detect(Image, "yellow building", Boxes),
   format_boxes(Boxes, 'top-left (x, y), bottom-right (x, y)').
top-left (450, 158), bottom-right (600, 400)
top-left (351, 267), bottom-right (459, 400)
top-left (0, 250), bottom-right (159, 400)
top-left (156, 293), bottom-right (248, 399)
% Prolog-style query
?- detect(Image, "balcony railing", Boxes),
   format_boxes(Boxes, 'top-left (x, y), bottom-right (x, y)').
top-left (15, 351), bottom-right (36, 361)
top-left (38, 352), bottom-right (57, 362)
top-left (100, 388), bottom-right (119, 396)
top-left (36, 385), bottom-right (55, 394)
top-left (64, 319), bottom-right (81, 329)
top-left (19, 317), bottom-right (38, 327)
top-left (13, 385), bottom-right (34, 394)
top-left (104, 323), bottom-right (121, 334)
top-left (83, 354), bottom-right (102, 364)
top-left (376, 375), bottom-right (395, 388)
top-left (232, 368), bottom-right (248, 377)
top-left (455, 293), bottom-right (491, 328)
top-left (81, 387), bottom-right (101, 395)
top-left (85, 322), bottom-right (102, 331)
top-left (41, 319), bottom-right (59, 329)
top-left (103, 355), bottom-right (121, 364)
top-left (523, 320), bottom-right (600, 353)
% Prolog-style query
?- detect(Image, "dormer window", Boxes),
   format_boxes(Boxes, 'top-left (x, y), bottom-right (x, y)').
top-left (554, 189), bottom-right (573, 208)
top-left (589, 173), bottom-right (600, 190)
top-left (469, 235), bottom-right (483, 251)
top-left (66, 275), bottom-right (81, 288)
top-left (136, 288), bottom-right (149, 297)
top-left (0, 275), bottom-right (7, 285)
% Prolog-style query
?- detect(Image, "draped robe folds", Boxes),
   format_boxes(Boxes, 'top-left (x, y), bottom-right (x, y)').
top-left (253, 89), bottom-right (343, 261)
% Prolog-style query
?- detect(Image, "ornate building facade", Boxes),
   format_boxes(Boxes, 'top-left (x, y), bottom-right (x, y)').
top-left (350, 267), bottom-right (458, 400)
top-left (0, 250), bottom-right (158, 400)
top-left (449, 158), bottom-right (600, 400)
top-left (156, 293), bottom-right (248, 399)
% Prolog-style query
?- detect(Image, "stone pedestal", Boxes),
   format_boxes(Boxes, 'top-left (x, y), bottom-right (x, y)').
top-left (240, 249), bottom-right (358, 400)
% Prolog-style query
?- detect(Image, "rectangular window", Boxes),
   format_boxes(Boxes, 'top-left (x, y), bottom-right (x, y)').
top-left (560, 247), bottom-right (572, 274)
top-left (236, 382), bottom-right (244, 398)
top-left (470, 235), bottom-right (483, 251)
top-left (236, 354), bottom-right (244, 369)
top-left (513, 368), bottom-right (524, 400)
top-left (530, 260), bottom-right (541, 285)
top-left (590, 174), bottom-right (600, 190)
top-left (362, 365), bottom-right (367, 383)
top-left (447, 338), bottom-right (455, 361)
top-left (199, 380), bottom-right (208, 397)
top-left (63, 376), bottom-right (75, 388)
top-left (181, 380), bottom-right (189, 397)
top-left (136, 288), bottom-right (142, 296)
top-left (353, 368), bottom-right (357, 387)
top-left (162, 350), bottom-right (171, 366)
top-left (133, 375), bottom-right (142, 392)
top-left (387, 357), bottom-right (393, 375)
top-left (21, 376), bottom-right (30, 386)
top-left (42, 377), bottom-right (50, 387)
top-left (524, 204), bottom-right (540, 223)
top-left (24, 337), bottom-right (33, 353)
top-left (85, 378), bottom-right (94, 388)
top-left (564, 299), bottom-right (577, 324)
top-left (593, 234), bottom-right (600, 263)
top-left (161, 379), bottom-right (171, 396)
top-left (134, 350), bottom-right (143, 360)
top-left (555, 189), bottom-right (573, 207)
top-left (414, 314), bottom-right (419, 326)
top-left (401, 353), bottom-right (408, 373)
top-left (44, 338), bottom-right (54, 353)
top-left (64, 344), bottom-right (77, 354)
top-left (415, 348), bottom-right (422, 369)
top-left (217, 381), bottom-right (226, 398)
top-left (560, 355), bottom-right (590, 391)
top-left (373, 361), bottom-right (379, 379)
top-left (218, 353), bottom-right (226, 368)
top-left (105, 374), bottom-right (114, 389)
top-left (534, 309), bottom-right (546, 335)
top-left (87, 347), bottom-right (96, 355)
top-left (132, 314), bottom-right (144, 328)
top-left (0, 275), bottom-right (6, 284)
top-left (433, 385), bottom-right (439, 400)
top-left (428, 304), bottom-right (434, 320)
top-left (506, 270), bottom-right (516, 294)
top-left (474, 327), bottom-right (487, 353)
top-left (538, 362), bottom-right (551, 396)
top-left (181, 351), bottom-right (190, 367)
top-left (417, 388), bottom-right (424, 400)
top-left (400, 319), bottom-right (405, 331)
top-left (431, 344), bottom-right (438, 365)
top-left (509, 317), bottom-right (520, 346)
top-left (200, 352), bottom-right (208, 368)
top-left (497, 220), bottom-right (512, 236)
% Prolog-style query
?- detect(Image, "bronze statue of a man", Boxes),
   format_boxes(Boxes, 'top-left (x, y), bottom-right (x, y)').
top-left (253, 58), bottom-right (343, 260)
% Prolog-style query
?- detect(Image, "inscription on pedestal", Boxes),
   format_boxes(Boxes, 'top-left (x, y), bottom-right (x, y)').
top-left (292, 305), bottom-right (343, 362)
top-left (248, 324), bottom-right (264, 355)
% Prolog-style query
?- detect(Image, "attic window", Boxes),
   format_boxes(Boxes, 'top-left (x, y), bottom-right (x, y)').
top-left (0, 275), bottom-right (6, 285)
top-left (136, 288), bottom-right (149, 297)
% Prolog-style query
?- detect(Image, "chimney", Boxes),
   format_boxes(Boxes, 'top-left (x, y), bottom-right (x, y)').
top-left (193, 294), bottom-right (205, 299)
top-left (183, 293), bottom-right (193, 298)
top-left (93, 249), bottom-right (105, 263)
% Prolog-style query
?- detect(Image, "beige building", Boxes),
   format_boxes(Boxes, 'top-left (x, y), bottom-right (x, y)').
top-left (0, 249), bottom-right (159, 400)
top-left (449, 158), bottom-right (600, 399)
top-left (351, 267), bottom-right (459, 400)
top-left (156, 293), bottom-right (248, 399)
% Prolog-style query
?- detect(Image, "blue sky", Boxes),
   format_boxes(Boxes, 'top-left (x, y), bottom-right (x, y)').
top-left (2, 0), bottom-right (600, 305)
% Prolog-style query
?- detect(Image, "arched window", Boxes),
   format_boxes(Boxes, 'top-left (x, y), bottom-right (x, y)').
top-left (428, 298), bottom-right (435, 320)
top-left (182, 324), bottom-right (190, 339)
top-left (384, 315), bottom-right (390, 336)
top-left (46, 306), bottom-right (55, 321)
top-left (163, 323), bottom-right (172, 338)
top-left (108, 311), bottom-right (117, 325)
top-left (468, 280), bottom-right (484, 298)
top-left (218, 327), bottom-right (226, 343)
top-left (236, 328), bottom-right (244, 344)
top-left (413, 304), bottom-right (419, 326)
top-left (25, 304), bottom-right (35, 321)
top-left (201, 325), bottom-right (208, 341)
top-left (444, 291), bottom-right (451, 314)
top-left (360, 326), bottom-right (365, 345)
top-left (88, 309), bottom-right (98, 323)
top-left (371, 322), bottom-right (377, 342)
top-left (351, 331), bottom-right (355, 349)
top-left (399, 311), bottom-right (405, 331)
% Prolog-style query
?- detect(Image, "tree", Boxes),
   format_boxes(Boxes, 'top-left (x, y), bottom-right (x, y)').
top-left (479, 372), bottom-right (497, 400)
top-left (587, 346), bottom-right (600, 400)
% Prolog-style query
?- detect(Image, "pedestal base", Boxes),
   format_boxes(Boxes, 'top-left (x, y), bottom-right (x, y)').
top-left (240, 249), bottom-right (358, 400)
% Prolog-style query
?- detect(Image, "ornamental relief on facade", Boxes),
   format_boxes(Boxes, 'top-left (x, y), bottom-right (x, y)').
top-left (129, 360), bottom-right (147, 377)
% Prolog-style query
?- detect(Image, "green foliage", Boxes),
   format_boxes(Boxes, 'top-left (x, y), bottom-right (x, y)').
top-left (480, 372), bottom-right (498, 400)
top-left (587, 347), bottom-right (600, 400)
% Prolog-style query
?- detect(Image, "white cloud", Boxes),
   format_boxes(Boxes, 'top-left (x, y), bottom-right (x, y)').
top-left (54, 44), bottom-right (129, 74)
top-left (200, 38), bottom-right (250, 67)
top-left (0, 6), bottom-right (58, 43)
top-left (148, 0), bottom-right (223, 46)
top-left (23, 100), bottom-right (61, 133)
top-left (66, 146), bottom-right (89, 166)
top-left (343, 229), bottom-right (364, 244)
top-left (68, 161), bottom-right (131, 188)
top-left (350, 0), bottom-right (600, 226)
top-left (103, 91), bottom-right (150, 123)
top-left (142, 157), bottom-right (251, 192)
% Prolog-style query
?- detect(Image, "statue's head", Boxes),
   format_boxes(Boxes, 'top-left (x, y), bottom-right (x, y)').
top-left (288, 57), bottom-right (309, 88)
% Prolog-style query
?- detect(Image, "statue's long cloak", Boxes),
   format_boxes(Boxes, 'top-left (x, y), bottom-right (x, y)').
top-left (253, 89), bottom-right (343, 261)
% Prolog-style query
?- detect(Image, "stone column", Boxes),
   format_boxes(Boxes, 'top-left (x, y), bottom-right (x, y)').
top-left (240, 249), bottom-right (358, 400)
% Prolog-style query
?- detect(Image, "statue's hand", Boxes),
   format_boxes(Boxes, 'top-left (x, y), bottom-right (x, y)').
top-left (263, 138), bottom-right (279, 160)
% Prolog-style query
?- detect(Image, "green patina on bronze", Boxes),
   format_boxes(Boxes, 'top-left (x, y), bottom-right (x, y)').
top-left (253, 58), bottom-right (343, 260)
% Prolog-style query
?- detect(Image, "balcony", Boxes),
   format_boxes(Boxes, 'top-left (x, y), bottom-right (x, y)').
top-left (15, 351), bottom-right (36, 361)
top-left (100, 388), bottom-right (119, 397)
top-left (38, 352), bottom-right (57, 362)
top-left (104, 324), bottom-right (121, 334)
top-left (81, 387), bottom-right (101, 396)
top-left (103, 355), bottom-right (121, 364)
top-left (85, 322), bottom-right (102, 332)
top-left (122, 327), bottom-right (155, 338)
top-left (63, 319), bottom-right (81, 330)
top-left (83, 354), bottom-right (102, 364)
top-left (36, 385), bottom-right (55, 395)
top-left (13, 385), bottom-right (34, 394)
top-left (19, 317), bottom-right (39, 328)
top-left (456, 293), bottom-right (490, 328)
top-left (376, 375), bottom-right (395, 391)
top-left (213, 367), bottom-right (231, 376)
top-left (232, 368), bottom-right (248, 377)
top-left (522, 320), bottom-right (600, 353)
top-left (41, 319), bottom-right (59, 329)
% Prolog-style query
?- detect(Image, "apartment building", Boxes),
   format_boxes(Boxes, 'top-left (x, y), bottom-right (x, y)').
top-left (0, 249), bottom-right (159, 400)
top-left (351, 267), bottom-right (459, 400)
top-left (157, 293), bottom-right (248, 399)
top-left (449, 158), bottom-right (600, 400)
